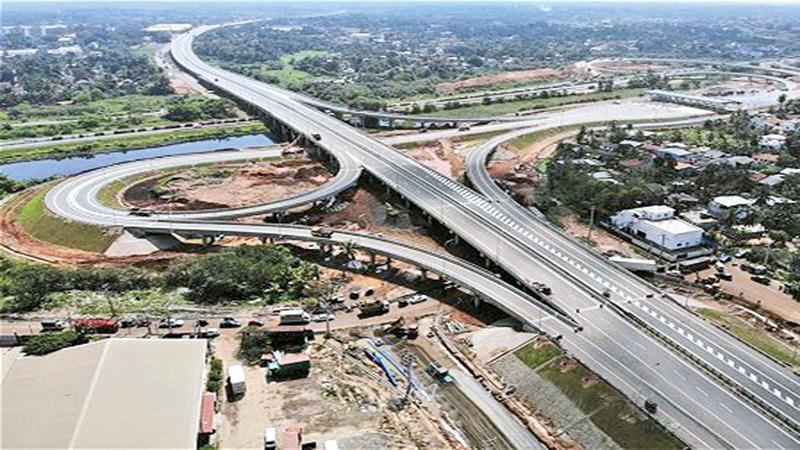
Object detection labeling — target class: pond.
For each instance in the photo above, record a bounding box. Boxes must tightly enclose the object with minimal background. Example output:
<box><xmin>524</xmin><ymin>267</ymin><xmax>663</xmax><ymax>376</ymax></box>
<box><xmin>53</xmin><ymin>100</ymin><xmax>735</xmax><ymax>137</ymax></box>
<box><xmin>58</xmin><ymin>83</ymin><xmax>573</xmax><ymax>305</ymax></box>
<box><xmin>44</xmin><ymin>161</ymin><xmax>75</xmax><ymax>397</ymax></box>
<box><xmin>0</xmin><ymin>134</ymin><xmax>274</xmax><ymax>182</ymax></box>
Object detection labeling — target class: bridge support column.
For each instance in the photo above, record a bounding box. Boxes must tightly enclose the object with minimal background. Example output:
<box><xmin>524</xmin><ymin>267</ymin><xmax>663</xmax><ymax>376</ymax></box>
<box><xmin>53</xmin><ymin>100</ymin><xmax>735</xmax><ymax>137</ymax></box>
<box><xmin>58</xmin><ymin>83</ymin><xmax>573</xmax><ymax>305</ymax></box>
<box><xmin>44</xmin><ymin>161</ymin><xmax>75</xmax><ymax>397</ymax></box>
<box><xmin>385</xmin><ymin>257</ymin><xmax>392</xmax><ymax>268</ymax></box>
<box><xmin>370</xmin><ymin>252</ymin><xmax>377</xmax><ymax>265</ymax></box>
<box><xmin>473</xmin><ymin>297</ymin><xmax>482</xmax><ymax>309</ymax></box>
<box><xmin>420</xmin><ymin>268</ymin><xmax>428</xmax><ymax>279</ymax></box>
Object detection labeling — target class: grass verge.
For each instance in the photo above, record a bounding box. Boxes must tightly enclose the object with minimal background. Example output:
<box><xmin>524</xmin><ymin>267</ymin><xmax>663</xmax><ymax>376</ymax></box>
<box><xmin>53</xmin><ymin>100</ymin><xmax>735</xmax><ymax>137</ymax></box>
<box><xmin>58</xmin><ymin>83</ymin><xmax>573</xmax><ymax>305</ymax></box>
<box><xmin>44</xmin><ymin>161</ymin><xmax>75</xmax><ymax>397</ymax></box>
<box><xmin>419</xmin><ymin>88</ymin><xmax>647</xmax><ymax>119</ymax></box>
<box><xmin>0</xmin><ymin>122</ymin><xmax>268</xmax><ymax>164</ymax></box>
<box><xmin>515</xmin><ymin>341</ymin><xmax>684</xmax><ymax>450</ymax></box>
<box><xmin>697</xmin><ymin>308</ymin><xmax>798</xmax><ymax>366</ymax></box>
<box><xmin>14</xmin><ymin>186</ymin><xmax>119</xmax><ymax>253</ymax></box>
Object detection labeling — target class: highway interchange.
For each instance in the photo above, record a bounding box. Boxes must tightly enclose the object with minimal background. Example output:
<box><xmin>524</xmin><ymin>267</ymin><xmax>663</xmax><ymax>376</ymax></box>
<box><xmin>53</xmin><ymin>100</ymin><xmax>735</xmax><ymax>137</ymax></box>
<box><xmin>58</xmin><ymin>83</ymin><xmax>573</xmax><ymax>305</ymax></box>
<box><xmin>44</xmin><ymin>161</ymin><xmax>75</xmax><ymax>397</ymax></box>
<box><xmin>43</xmin><ymin>22</ymin><xmax>800</xmax><ymax>449</ymax></box>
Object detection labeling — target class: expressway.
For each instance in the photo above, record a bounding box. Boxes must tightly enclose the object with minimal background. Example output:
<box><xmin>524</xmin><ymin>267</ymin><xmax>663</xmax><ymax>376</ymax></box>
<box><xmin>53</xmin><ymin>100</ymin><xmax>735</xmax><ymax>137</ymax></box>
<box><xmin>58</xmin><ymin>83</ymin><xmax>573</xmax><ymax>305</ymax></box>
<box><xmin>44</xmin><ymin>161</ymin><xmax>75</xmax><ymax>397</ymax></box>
<box><xmin>43</xmin><ymin>23</ymin><xmax>800</xmax><ymax>448</ymax></box>
<box><xmin>466</xmin><ymin>121</ymin><xmax>800</xmax><ymax>429</ymax></box>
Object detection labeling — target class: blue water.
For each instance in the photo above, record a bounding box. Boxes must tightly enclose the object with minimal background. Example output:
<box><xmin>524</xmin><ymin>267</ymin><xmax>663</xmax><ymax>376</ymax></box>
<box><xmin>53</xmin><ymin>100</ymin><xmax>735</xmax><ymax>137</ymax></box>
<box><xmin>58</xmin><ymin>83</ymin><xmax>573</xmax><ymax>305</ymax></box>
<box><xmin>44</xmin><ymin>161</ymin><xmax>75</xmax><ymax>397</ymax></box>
<box><xmin>0</xmin><ymin>134</ymin><xmax>274</xmax><ymax>182</ymax></box>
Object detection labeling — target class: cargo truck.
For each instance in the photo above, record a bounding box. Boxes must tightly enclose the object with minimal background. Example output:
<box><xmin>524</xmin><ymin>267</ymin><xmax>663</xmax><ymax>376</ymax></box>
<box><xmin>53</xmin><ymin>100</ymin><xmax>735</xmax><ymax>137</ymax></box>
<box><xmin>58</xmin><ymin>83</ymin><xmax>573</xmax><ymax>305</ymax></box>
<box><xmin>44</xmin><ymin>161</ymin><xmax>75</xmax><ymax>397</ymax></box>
<box><xmin>228</xmin><ymin>364</ymin><xmax>246</xmax><ymax>397</ymax></box>
<box><xmin>279</xmin><ymin>309</ymin><xmax>311</xmax><ymax>325</ymax></box>
<box><xmin>358</xmin><ymin>299</ymin><xmax>389</xmax><ymax>318</ymax></box>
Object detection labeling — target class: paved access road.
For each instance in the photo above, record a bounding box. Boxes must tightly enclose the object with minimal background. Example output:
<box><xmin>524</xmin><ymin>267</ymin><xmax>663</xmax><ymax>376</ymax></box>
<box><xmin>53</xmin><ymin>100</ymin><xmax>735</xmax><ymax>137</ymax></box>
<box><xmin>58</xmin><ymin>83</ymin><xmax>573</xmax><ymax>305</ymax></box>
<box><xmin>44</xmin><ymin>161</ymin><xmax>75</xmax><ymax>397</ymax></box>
<box><xmin>44</xmin><ymin>23</ymin><xmax>800</xmax><ymax>449</ymax></box>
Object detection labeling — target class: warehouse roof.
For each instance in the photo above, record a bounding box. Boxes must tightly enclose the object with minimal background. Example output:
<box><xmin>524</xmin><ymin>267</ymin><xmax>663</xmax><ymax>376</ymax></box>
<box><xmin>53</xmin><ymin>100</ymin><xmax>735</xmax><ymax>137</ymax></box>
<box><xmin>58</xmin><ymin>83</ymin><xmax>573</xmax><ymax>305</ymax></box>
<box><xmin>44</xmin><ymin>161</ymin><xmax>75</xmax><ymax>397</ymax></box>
<box><xmin>1</xmin><ymin>339</ymin><xmax>206</xmax><ymax>450</ymax></box>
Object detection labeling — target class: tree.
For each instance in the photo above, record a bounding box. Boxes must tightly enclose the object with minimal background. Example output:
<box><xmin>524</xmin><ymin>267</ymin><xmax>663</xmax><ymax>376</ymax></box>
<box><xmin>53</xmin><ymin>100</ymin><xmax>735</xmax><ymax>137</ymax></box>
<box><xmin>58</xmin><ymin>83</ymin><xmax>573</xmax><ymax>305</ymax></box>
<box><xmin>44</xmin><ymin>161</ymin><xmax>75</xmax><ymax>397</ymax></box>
<box><xmin>23</xmin><ymin>330</ymin><xmax>87</xmax><ymax>356</ymax></box>
<box><xmin>239</xmin><ymin>327</ymin><xmax>272</xmax><ymax>363</ymax></box>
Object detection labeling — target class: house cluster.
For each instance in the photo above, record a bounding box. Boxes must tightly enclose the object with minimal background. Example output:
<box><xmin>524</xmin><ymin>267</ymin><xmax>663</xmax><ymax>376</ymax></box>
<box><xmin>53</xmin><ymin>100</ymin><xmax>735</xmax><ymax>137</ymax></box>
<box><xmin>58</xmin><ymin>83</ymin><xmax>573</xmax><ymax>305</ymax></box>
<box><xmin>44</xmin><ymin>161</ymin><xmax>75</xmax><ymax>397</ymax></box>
<box><xmin>560</xmin><ymin>110</ymin><xmax>800</xmax><ymax>261</ymax></box>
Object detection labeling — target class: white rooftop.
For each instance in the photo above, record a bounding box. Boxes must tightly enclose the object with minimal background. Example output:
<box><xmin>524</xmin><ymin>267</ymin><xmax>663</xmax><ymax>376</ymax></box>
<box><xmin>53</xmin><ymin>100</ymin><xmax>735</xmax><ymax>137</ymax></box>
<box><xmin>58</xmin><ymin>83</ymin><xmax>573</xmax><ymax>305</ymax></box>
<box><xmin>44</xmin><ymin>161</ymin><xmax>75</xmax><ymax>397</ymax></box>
<box><xmin>646</xmin><ymin>218</ymin><xmax>703</xmax><ymax>235</ymax></box>
<box><xmin>712</xmin><ymin>195</ymin><xmax>755</xmax><ymax>208</ymax></box>
<box><xmin>1</xmin><ymin>339</ymin><xmax>206</xmax><ymax>450</ymax></box>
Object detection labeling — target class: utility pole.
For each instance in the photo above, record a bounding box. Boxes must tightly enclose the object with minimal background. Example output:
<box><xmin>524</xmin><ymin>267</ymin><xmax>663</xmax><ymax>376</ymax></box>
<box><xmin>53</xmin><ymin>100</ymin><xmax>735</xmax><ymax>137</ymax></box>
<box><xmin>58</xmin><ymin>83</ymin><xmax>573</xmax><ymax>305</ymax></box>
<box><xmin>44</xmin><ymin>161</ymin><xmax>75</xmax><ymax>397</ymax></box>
<box><xmin>401</xmin><ymin>352</ymin><xmax>415</xmax><ymax>407</ymax></box>
<box><xmin>587</xmin><ymin>205</ymin><xmax>596</xmax><ymax>245</ymax></box>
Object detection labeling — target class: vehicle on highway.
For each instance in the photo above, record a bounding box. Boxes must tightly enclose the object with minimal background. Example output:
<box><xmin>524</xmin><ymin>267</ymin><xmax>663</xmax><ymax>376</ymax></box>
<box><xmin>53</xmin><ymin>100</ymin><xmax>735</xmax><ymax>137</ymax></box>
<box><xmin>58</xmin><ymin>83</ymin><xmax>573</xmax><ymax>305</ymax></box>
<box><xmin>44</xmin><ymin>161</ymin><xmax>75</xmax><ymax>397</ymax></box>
<box><xmin>458</xmin><ymin>124</ymin><xmax>471</xmax><ymax>131</ymax></box>
<box><xmin>158</xmin><ymin>318</ymin><xmax>185</xmax><ymax>328</ymax></box>
<box><xmin>645</xmin><ymin>399</ymin><xmax>658</xmax><ymax>414</ymax></box>
<box><xmin>220</xmin><ymin>317</ymin><xmax>241</xmax><ymax>328</ymax></box>
<box><xmin>310</xmin><ymin>226</ymin><xmax>334</xmax><ymax>238</ymax></box>
<box><xmin>128</xmin><ymin>207</ymin><xmax>152</xmax><ymax>217</ymax></box>
<box><xmin>40</xmin><ymin>319</ymin><xmax>67</xmax><ymax>332</ymax></box>
<box><xmin>312</xmin><ymin>133</ymin><xmax>322</xmax><ymax>141</ymax></box>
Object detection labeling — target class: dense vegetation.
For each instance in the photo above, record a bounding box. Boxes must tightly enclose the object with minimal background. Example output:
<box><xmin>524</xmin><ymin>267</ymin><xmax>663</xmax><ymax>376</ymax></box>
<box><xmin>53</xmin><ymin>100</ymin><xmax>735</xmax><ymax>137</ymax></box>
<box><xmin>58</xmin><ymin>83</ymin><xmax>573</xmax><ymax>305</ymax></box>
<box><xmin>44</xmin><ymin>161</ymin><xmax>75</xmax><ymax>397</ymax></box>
<box><xmin>195</xmin><ymin>5</ymin><xmax>798</xmax><ymax>107</ymax></box>
<box><xmin>165</xmin><ymin>245</ymin><xmax>320</xmax><ymax>304</ymax></box>
<box><xmin>22</xmin><ymin>330</ymin><xmax>88</xmax><ymax>356</ymax></box>
<box><xmin>239</xmin><ymin>327</ymin><xmax>273</xmax><ymax>363</ymax></box>
<box><xmin>0</xmin><ymin>245</ymin><xmax>320</xmax><ymax>312</ymax></box>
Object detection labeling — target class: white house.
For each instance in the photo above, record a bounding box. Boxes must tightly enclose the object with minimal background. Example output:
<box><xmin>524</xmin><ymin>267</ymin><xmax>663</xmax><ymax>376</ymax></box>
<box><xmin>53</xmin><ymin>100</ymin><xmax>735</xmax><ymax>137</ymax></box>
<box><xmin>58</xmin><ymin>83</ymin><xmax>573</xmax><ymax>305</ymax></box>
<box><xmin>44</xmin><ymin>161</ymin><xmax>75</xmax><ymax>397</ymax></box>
<box><xmin>707</xmin><ymin>195</ymin><xmax>755</xmax><ymax>219</ymax></box>
<box><xmin>610</xmin><ymin>205</ymin><xmax>704</xmax><ymax>251</ymax></box>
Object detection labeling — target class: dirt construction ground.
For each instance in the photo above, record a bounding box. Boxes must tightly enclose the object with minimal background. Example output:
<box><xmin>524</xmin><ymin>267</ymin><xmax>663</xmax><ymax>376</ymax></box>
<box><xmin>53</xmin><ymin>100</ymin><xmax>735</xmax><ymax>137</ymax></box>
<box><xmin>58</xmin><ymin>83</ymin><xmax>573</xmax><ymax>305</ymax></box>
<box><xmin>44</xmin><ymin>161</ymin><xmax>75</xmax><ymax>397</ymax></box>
<box><xmin>211</xmin><ymin>333</ymin><xmax>453</xmax><ymax>450</ymax></box>
<box><xmin>698</xmin><ymin>260</ymin><xmax>800</xmax><ymax>324</ymax></box>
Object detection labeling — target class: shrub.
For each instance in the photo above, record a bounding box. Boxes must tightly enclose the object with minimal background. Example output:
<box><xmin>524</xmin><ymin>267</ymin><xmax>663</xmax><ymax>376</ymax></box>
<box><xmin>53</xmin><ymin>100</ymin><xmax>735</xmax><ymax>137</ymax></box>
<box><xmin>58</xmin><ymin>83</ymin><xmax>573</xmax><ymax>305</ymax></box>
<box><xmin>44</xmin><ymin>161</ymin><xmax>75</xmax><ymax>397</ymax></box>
<box><xmin>23</xmin><ymin>330</ymin><xmax>87</xmax><ymax>356</ymax></box>
<box><xmin>207</xmin><ymin>357</ymin><xmax>223</xmax><ymax>393</ymax></box>
<box><xmin>238</xmin><ymin>326</ymin><xmax>272</xmax><ymax>364</ymax></box>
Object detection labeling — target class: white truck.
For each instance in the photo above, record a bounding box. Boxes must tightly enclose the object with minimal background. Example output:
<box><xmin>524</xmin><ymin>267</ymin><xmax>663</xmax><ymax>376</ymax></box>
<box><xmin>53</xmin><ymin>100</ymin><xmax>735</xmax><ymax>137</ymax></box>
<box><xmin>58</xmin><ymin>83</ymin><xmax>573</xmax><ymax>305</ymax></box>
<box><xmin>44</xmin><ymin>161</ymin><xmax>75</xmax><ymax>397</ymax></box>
<box><xmin>279</xmin><ymin>309</ymin><xmax>311</xmax><ymax>325</ymax></box>
<box><xmin>228</xmin><ymin>364</ymin><xmax>246</xmax><ymax>396</ymax></box>
<box><xmin>609</xmin><ymin>256</ymin><xmax>657</xmax><ymax>273</ymax></box>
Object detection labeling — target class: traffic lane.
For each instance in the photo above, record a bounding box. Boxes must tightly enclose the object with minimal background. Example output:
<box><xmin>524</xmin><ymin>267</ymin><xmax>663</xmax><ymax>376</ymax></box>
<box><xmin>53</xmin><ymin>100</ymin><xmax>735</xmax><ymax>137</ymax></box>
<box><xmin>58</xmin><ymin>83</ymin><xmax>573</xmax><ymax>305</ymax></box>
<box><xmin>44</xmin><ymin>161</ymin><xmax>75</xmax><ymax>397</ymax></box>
<box><xmin>487</xmin><ymin>196</ymin><xmax>800</xmax><ymax>418</ymax></box>
<box><xmin>448</xmin><ymin>368</ymin><xmax>546</xmax><ymax>450</ymax></box>
<box><xmin>465</xmin><ymin>126</ymin><xmax>800</xmax><ymax>416</ymax></box>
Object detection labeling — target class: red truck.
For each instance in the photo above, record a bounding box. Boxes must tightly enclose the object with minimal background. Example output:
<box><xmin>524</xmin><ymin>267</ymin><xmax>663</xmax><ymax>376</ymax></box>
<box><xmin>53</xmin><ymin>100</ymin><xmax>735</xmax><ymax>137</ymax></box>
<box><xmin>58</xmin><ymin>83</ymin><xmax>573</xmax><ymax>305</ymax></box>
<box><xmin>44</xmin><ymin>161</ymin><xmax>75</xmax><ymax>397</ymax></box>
<box><xmin>73</xmin><ymin>318</ymin><xmax>119</xmax><ymax>334</ymax></box>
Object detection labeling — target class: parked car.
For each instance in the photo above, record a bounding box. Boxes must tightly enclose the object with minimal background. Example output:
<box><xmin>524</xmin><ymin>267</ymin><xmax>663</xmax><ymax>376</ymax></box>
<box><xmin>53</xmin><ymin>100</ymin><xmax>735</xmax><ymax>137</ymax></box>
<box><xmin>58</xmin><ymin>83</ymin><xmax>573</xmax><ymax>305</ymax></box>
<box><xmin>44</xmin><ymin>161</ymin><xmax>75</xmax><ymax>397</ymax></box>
<box><xmin>158</xmin><ymin>318</ymin><xmax>185</xmax><ymax>328</ymax></box>
<box><xmin>408</xmin><ymin>294</ymin><xmax>427</xmax><ymax>305</ymax></box>
<box><xmin>199</xmin><ymin>328</ymin><xmax>220</xmax><ymax>338</ymax></box>
<box><xmin>196</xmin><ymin>319</ymin><xmax>209</xmax><ymax>327</ymax></box>
<box><xmin>40</xmin><ymin>319</ymin><xmax>67</xmax><ymax>332</ymax></box>
<box><xmin>220</xmin><ymin>317</ymin><xmax>242</xmax><ymax>328</ymax></box>
<box><xmin>312</xmin><ymin>313</ymin><xmax>335</xmax><ymax>322</ymax></box>
<box><xmin>247</xmin><ymin>319</ymin><xmax>265</xmax><ymax>327</ymax></box>
<box><xmin>120</xmin><ymin>317</ymin><xmax>150</xmax><ymax>328</ymax></box>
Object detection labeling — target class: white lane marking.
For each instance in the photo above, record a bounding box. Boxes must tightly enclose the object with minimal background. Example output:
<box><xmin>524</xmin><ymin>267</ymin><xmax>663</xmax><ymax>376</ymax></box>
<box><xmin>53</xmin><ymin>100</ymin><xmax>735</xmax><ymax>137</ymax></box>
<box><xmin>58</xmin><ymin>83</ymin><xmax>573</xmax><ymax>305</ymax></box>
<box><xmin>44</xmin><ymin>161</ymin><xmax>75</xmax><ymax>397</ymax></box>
<box><xmin>695</xmin><ymin>386</ymin><xmax>709</xmax><ymax>397</ymax></box>
<box><xmin>720</xmin><ymin>403</ymin><xmax>733</xmax><ymax>413</ymax></box>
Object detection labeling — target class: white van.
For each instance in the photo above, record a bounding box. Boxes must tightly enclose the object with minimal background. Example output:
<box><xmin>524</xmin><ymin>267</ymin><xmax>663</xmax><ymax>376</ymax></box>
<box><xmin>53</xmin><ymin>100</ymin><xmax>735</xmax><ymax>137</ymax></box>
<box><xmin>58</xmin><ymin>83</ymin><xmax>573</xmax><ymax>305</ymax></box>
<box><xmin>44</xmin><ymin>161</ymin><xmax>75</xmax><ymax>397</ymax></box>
<box><xmin>279</xmin><ymin>309</ymin><xmax>311</xmax><ymax>325</ymax></box>
<box><xmin>263</xmin><ymin>427</ymin><xmax>277</xmax><ymax>450</ymax></box>
<box><xmin>228</xmin><ymin>364</ymin><xmax>246</xmax><ymax>396</ymax></box>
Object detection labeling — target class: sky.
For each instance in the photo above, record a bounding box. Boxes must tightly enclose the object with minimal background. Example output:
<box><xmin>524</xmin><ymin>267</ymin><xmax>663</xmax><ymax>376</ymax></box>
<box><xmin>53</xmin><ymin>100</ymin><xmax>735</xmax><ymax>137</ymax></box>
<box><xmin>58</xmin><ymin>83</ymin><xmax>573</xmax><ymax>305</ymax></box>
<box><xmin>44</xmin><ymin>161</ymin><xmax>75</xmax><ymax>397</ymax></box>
<box><xmin>4</xmin><ymin>0</ymin><xmax>800</xmax><ymax>3</ymax></box>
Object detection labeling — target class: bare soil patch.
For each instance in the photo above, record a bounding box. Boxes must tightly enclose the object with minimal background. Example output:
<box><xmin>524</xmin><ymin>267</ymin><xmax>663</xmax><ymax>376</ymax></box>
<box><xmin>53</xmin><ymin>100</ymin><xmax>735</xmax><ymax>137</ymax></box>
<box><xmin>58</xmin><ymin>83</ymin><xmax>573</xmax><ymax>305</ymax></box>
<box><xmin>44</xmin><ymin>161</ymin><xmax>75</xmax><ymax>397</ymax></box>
<box><xmin>124</xmin><ymin>158</ymin><xmax>331</xmax><ymax>211</ymax></box>
<box><xmin>437</xmin><ymin>68</ymin><xmax>564</xmax><ymax>94</ymax></box>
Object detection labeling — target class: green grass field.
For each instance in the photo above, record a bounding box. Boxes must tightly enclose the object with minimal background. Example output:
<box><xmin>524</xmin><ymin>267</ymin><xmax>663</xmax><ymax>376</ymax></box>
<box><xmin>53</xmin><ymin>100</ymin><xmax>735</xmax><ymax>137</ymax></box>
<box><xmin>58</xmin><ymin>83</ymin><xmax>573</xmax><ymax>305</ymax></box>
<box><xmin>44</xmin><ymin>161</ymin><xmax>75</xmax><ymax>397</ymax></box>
<box><xmin>698</xmin><ymin>308</ymin><xmax>798</xmax><ymax>366</ymax></box>
<box><xmin>515</xmin><ymin>341</ymin><xmax>684</xmax><ymax>450</ymax></box>
<box><xmin>0</xmin><ymin>122</ymin><xmax>268</xmax><ymax>164</ymax></box>
<box><xmin>422</xmin><ymin>88</ymin><xmax>647</xmax><ymax>119</ymax></box>
<box><xmin>14</xmin><ymin>187</ymin><xmax>119</xmax><ymax>253</ymax></box>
